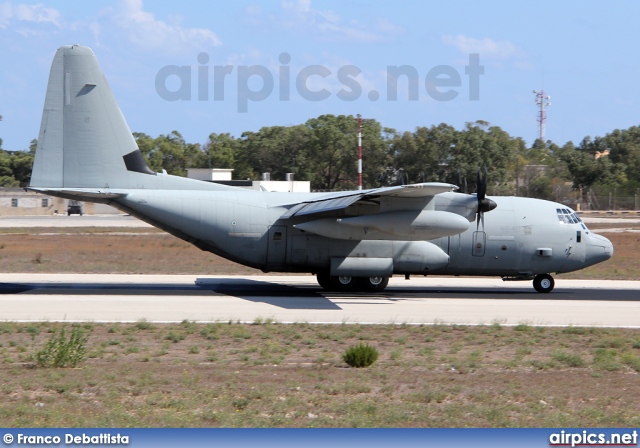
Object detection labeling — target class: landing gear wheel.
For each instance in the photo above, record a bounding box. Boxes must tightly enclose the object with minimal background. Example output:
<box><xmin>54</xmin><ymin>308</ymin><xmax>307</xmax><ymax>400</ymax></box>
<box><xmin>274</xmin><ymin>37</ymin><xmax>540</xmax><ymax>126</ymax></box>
<box><xmin>358</xmin><ymin>276</ymin><xmax>389</xmax><ymax>292</ymax></box>
<box><xmin>317</xmin><ymin>273</ymin><xmax>357</xmax><ymax>292</ymax></box>
<box><xmin>316</xmin><ymin>272</ymin><xmax>332</xmax><ymax>290</ymax></box>
<box><xmin>332</xmin><ymin>276</ymin><xmax>356</xmax><ymax>291</ymax></box>
<box><xmin>533</xmin><ymin>274</ymin><xmax>554</xmax><ymax>293</ymax></box>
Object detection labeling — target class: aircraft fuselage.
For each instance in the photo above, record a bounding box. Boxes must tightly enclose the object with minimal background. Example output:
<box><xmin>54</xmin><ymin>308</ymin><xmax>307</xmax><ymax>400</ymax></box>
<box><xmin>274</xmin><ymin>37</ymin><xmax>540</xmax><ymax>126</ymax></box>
<box><xmin>109</xmin><ymin>188</ymin><xmax>612</xmax><ymax>281</ymax></box>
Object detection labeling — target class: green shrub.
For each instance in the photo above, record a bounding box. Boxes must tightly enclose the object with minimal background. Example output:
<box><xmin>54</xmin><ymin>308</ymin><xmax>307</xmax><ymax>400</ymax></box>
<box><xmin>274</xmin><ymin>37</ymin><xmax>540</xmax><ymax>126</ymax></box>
<box><xmin>342</xmin><ymin>343</ymin><xmax>379</xmax><ymax>368</ymax></box>
<box><xmin>35</xmin><ymin>326</ymin><xmax>88</xmax><ymax>368</ymax></box>
<box><xmin>621</xmin><ymin>352</ymin><xmax>640</xmax><ymax>372</ymax></box>
<box><xmin>552</xmin><ymin>350</ymin><xmax>585</xmax><ymax>367</ymax></box>
<box><xmin>134</xmin><ymin>319</ymin><xmax>153</xmax><ymax>331</ymax></box>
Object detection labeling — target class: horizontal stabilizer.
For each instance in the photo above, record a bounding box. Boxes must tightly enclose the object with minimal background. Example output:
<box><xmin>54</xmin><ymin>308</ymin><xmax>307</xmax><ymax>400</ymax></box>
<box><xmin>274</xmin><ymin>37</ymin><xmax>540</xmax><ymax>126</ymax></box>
<box><xmin>28</xmin><ymin>187</ymin><xmax>127</xmax><ymax>202</ymax></box>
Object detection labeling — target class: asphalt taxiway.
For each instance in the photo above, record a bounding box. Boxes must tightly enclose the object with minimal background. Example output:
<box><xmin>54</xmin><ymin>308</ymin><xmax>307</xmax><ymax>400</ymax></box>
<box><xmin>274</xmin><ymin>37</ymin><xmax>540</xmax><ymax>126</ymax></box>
<box><xmin>0</xmin><ymin>274</ymin><xmax>638</xmax><ymax>327</ymax></box>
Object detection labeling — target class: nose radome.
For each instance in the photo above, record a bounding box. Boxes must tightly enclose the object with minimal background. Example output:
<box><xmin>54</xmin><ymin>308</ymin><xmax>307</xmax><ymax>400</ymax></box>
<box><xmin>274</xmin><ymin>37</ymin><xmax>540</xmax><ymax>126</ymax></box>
<box><xmin>586</xmin><ymin>233</ymin><xmax>614</xmax><ymax>264</ymax></box>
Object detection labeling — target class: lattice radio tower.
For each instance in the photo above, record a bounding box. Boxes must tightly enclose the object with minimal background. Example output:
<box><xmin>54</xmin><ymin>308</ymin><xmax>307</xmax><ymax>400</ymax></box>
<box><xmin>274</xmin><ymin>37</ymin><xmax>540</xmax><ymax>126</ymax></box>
<box><xmin>533</xmin><ymin>90</ymin><xmax>551</xmax><ymax>141</ymax></box>
<box><xmin>356</xmin><ymin>114</ymin><xmax>363</xmax><ymax>190</ymax></box>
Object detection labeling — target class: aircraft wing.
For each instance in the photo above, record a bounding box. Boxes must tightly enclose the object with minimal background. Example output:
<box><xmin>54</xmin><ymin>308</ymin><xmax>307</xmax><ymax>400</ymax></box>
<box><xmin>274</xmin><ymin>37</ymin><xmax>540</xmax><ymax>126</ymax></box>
<box><xmin>281</xmin><ymin>182</ymin><xmax>457</xmax><ymax>218</ymax></box>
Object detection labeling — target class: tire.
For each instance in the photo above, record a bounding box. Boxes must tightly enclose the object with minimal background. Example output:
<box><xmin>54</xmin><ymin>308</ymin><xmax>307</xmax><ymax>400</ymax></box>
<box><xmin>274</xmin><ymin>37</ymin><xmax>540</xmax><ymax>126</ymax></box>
<box><xmin>533</xmin><ymin>274</ymin><xmax>554</xmax><ymax>293</ymax></box>
<box><xmin>331</xmin><ymin>276</ymin><xmax>356</xmax><ymax>291</ymax></box>
<box><xmin>317</xmin><ymin>273</ymin><xmax>357</xmax><ymax>292</ymax></box>
<box><xmin>358</xmin><ymin>276</ymin><xmax>389</xmax><ymax>292</ymax></box>
<box><xmin>316</xmin><ymin>272</ymin><xmax>332</xmax><ymax>290</ymax></box>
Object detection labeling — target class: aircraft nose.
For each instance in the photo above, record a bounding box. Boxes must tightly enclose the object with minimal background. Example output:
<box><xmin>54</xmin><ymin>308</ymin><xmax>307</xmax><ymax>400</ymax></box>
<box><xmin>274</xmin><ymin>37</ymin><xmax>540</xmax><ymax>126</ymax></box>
<box><xmin>586</xmin><ymin>233</ymin><xmax>614</xmax><ymax>265</ymax></box>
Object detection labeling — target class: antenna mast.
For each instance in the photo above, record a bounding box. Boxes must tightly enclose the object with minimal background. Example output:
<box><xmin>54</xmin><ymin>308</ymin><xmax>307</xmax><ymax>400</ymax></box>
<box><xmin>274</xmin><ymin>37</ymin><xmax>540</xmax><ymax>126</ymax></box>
<box><xmin>357</xmin><ymin>114</ymin><xmax>362</xmax><ymax>190</ymax></box>
<box><xmin>533</xmin><ymin>90</ymin><xmax>551</xmax><ymax>141</ymax></box>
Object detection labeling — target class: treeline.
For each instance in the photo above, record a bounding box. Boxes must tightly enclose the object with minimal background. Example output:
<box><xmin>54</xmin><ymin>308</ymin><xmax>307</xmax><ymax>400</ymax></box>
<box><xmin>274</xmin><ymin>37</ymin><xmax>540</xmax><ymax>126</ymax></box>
<box><xmin>2</xmin><ymin>116</ymin><xmax>639</xmax><ymax>205</ymax></box>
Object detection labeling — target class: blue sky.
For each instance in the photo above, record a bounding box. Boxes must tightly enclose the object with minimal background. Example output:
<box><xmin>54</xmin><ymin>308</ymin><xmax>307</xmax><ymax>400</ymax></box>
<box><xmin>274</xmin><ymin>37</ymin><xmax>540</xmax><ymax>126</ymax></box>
<box><xmin>1</xmin><ymin>0</ymin><xmax>639</xmax><ymax>151</ymax></box>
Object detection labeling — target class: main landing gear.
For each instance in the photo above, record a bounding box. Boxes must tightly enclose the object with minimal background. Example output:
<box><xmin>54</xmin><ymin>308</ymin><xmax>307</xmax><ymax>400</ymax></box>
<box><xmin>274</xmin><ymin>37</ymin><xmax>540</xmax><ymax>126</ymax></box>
<box><xmin>533</xmin><ymin>273</ymin><xmax>555</xmax><ymax>293</ymax></box>
<box><xmin>316</xmin><ymin>273</ymin><xmax>389</xmax><ymax>292</ymax></box>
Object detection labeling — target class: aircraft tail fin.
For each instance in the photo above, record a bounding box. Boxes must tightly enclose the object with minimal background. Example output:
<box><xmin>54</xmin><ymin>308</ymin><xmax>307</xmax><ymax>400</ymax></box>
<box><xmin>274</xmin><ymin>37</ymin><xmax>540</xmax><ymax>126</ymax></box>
<box><xmin>30</xmin><ymin>45</ymin><xmax>153</xmax><ymax>189</ymax></box>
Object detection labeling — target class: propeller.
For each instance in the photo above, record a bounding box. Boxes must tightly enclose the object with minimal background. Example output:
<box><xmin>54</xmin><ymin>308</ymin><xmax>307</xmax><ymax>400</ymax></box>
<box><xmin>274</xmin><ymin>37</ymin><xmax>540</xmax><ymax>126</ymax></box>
<box><xmin>396</xmin><ymin>170</ymin><xmax>409</xmax><ymax>186</ymax></box>
<box><xmin>456</xmin><ymin>168</ymin><xmax>468</xmax><ymax>194</ymax></box>
<box><xmin>475</xmin><ymin>167</ymin><xmax>497</xmax><ymax>231</ymax></box>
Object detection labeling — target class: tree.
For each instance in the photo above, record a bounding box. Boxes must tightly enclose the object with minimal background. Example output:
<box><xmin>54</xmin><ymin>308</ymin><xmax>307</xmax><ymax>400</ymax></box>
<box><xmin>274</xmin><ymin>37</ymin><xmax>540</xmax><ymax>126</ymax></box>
<box><xmin>444</xmin><ymin>121</ymin><xmax>518</xmax><ymax>193</ymax></box>
<box><xmin>601</xmin><ymin>126</ymin><xmax>640</xmax><ymax>193</ymax></box>
<box><xmin>134</xmin><ymin>131</ymin><xmax>203</xmax><ymax>176</ymax></box>
<box><xmin>10</xmin><ymin>151</ymin><xmax>34</xmax><ymax>185</ymax></box>
<box><xmin>304</xmin><ymin>114</ymin><xmax>360</xmax><ymax>190</ymax></box>
<box><xmin>202</xmin><ymin>133</ymin><xmax>237</xmax><ymax>169</ymax></box>
<box><xmin>560</xmin><ymin>141</ymin><xmax>626</xmax><ymax>204</ymax></box>
<box><xmin>238</xmin><ymin>124</ymin><xmax>311</xmax><ymax>182</ymax></box>
<box><xmin>392</xmin><ymin>123</ymin><xmax>458</xmax><ymax>184</ymax></box>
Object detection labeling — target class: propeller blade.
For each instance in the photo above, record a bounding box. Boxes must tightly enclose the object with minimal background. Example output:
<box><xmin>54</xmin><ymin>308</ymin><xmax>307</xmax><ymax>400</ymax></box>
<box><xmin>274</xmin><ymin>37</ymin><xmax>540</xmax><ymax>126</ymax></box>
<box><xmin>456</xmin><ymin>168</ymin><xmax>468</xmax><ymax>194</ymax></box>
<box><xmin>475</xmin><ymin>166</ymin><xmax>495</xmax><ymax>233</ymax></box>
<box><xmin>476</xmin><ymin>167</ymin><xmax>487</xmax><ymax>200</ymax></box>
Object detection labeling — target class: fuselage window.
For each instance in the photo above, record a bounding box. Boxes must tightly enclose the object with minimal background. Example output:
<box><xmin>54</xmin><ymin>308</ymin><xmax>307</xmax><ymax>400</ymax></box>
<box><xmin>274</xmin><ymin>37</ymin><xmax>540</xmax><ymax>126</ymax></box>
<box><xmin>273</xmin><ymin>231</ymin><xmax>283</xmax><ymax>241</ymax></box>
<box><xmin>576</xmin><ymin>231</ymin><xmax>582</xmax><ymax>243</ymax></box>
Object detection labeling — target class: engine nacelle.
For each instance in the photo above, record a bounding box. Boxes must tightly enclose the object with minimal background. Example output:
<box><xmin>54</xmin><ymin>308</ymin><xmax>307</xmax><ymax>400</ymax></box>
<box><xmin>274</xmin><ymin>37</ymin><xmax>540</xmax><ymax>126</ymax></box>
<box><xmin>294</xmin><ymin>210</ymin><xmax>469</xmax><ymax>241</ymax></box>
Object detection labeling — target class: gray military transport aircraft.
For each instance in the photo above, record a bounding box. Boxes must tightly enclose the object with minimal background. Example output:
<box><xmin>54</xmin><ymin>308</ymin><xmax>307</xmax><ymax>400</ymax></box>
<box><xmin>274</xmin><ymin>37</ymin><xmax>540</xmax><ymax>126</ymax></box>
<box><xmin>29</xmin><ymin>45</ymin><xmax>614</xmax><ymax>293</ymax></box>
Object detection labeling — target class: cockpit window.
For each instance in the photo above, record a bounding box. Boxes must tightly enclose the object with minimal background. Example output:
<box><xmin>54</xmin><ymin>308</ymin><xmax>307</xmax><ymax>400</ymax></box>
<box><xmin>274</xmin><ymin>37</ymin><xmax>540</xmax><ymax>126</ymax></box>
<box><xmin>557</xmin><ymin>208</ymin><xmax>585</xmax><ymax>226</ymax></box>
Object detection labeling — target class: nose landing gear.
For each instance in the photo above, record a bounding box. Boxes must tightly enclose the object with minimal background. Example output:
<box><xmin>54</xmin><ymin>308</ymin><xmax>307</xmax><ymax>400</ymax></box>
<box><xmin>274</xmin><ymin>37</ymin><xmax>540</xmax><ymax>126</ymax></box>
<box><xmin>533</xmin><ymin>273</ymin><xmax>555</xmax><ymax>293</ymax></box>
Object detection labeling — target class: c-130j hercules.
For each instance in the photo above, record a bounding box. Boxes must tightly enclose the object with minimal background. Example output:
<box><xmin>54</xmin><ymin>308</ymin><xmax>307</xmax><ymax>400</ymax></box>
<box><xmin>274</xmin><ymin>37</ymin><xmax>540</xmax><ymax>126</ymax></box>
<box><xmin>29</xmin><ymin>46</ymin><xmax>613</xmax><ymax>293</ymax></box>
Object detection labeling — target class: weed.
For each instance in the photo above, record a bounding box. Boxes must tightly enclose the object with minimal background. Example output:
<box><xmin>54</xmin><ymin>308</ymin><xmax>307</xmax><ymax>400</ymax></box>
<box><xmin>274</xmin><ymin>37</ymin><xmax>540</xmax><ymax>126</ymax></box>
<box><xmin>342</xmin><ymin>343</ymin><xmax>379</xmax><ymax>368</ymax></box>
<box><xmin>134</xmin><ymin>319</ymin><xmax>154</xmax><ymax>331</ymax></box>
<box><xmin>552</xmin><ymin>350</ymin><xmax>586</xmax><ymax>367</ymax></box>
<box><xmin>165</xmin><ymin>331</ymin><xmax>185</xmax><ymax>343</ymax></box>
<box><xmin>596</xmin><ymin>338</ymin><xmax>626</xmax><ymax>349</ymax></box>
<box><xmin>593</xmin><ymin>349</ymin><xmax>623</xmax><ymax>371</ymax></box>
<box><xmin>620</xmin><ymin>352</ymin><xmax>640</xmax><ymax>372</ymax></box>
<box><xmin>34</xmin><ymin>326</ymin><xmax>88</xmax><ymax>368</ymax></box>
<box><xmin>200</xmin><ymin>323</ymin><xmax>221</xmax><ymax>340</ymax></box>
<box><xmin>394</xmin><ymin>336</ymin><xmax>408</xmax><ymax>345</ymax></box>
<box><xmin>232</xmin><ymin>327</ymin><xmax>251</xmax><ymax>340</ymax></box>
<box><xmin>180</xmin><ymin>320</ymin><xmax>197</xmax><ymax>334</ymax></box>
<box><xmin>390</xmin><ymin>349</ymin><xmax>403</xmax><ymax>361</ymax></box>
<box><xmin>514</xmin><ymin>323</ymin><xmax>532</xmax><ymax>332</ymax></box>
<box><xmin>19</xmin><ymin>325</ymin><xmax>40</xmax><ymax>336</ymax></box>
<box><xmin>563</xmin><ymin>326</ymin><xmax>592</xmax><ymax>335</ymax></box>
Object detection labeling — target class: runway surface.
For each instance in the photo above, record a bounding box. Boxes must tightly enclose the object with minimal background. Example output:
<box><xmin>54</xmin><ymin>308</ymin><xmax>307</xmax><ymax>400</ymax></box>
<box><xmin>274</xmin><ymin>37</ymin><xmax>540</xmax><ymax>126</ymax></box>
<box><xmin>0</xmin><ymin>274</ymin><xmax>638</xmax><ymax>327</ymax></box>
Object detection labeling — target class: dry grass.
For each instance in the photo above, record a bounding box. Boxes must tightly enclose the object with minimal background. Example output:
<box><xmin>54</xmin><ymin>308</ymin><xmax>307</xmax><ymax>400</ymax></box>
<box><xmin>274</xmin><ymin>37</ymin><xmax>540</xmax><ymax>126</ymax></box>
<box><xmin>1</xmin><ymin>322</ymin><xmax>639</xmax><ymax>427</ymax></box>
<box><xmin>0</xmin><ymin>230</ymin><xmax>259</xmax><ymax>275</ymax></box>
